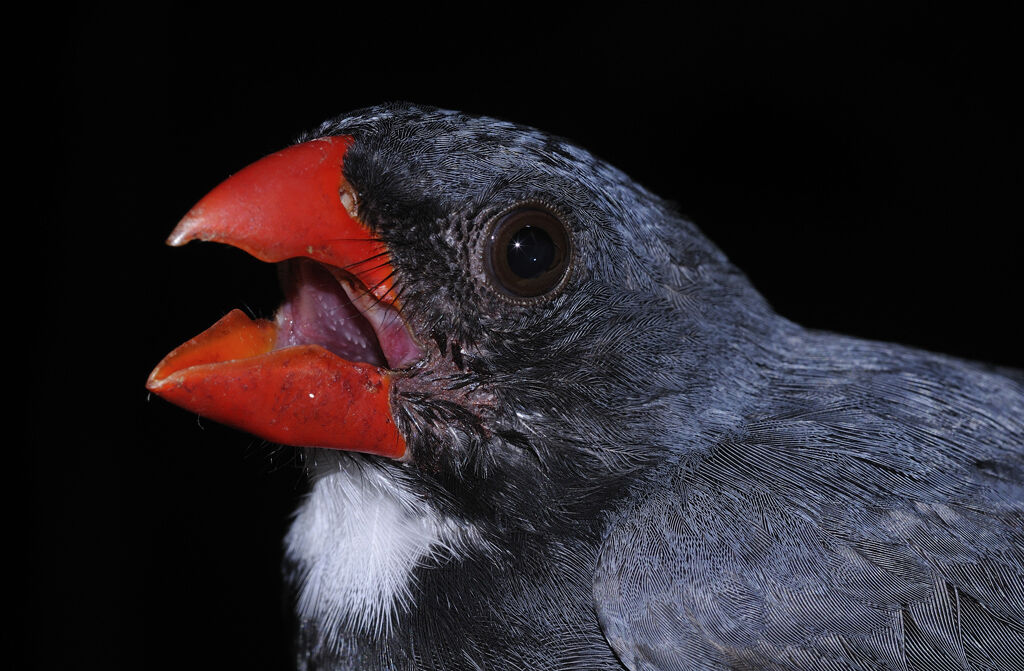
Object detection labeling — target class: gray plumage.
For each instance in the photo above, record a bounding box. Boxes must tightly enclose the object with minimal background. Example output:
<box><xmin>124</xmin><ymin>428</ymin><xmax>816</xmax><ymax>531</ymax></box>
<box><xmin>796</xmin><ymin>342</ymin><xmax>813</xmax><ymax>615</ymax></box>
<box><xmin>237</xmin><ymin>104</ymin><xmax>1023</xmax><ymax>669</ymax></box>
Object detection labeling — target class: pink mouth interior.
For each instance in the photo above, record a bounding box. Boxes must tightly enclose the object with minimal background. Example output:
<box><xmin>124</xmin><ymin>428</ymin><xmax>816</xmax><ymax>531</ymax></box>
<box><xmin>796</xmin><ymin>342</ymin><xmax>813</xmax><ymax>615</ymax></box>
<box><xmin>275</xmin><ymin>259</ymin><xmax>402</xmax><ymax>368</ymax></box>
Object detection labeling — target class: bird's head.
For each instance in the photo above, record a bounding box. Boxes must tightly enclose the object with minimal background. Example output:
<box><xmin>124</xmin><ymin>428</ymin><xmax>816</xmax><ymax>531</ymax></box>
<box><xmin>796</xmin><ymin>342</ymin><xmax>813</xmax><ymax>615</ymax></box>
<box><xmin>148</xmin><ymin>104</ymin><xmax>771</xmax><ymax>530</ymax></box>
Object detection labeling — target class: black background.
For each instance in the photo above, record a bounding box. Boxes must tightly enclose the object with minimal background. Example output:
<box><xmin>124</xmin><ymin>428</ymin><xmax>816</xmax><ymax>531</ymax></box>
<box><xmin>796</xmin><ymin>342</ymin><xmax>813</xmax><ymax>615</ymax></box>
<box><xmin>34</xmin><ymin>4</ymin><xmax>1019</xmax><ymax>669</ymax></box>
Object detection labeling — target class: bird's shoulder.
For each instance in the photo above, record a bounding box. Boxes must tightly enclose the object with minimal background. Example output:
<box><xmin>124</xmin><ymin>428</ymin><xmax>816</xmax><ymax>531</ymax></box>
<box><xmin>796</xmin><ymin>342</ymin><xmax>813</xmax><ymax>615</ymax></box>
<box><xmin>594</xmin><ymin>361</ymin><xmax>1024</xmax><ymax>671</ymax></box>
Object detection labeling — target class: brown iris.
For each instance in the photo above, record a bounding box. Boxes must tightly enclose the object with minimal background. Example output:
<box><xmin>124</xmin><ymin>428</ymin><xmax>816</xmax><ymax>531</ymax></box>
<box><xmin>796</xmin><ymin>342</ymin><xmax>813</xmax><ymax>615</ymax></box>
<box><xmin>486</xmin><ymin>207</ymin><xmax>570</xmax><ymax>298</ymax></box>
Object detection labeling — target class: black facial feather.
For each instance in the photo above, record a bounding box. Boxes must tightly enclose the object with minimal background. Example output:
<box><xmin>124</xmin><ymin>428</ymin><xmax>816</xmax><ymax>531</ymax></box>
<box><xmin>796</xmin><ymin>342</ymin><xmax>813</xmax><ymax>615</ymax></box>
<box><xmin>311</xmin><ymin>105</ymin><xmax>762</xmax><ymax>511</ymax></box>
<box><xmin>277</xmin><ymin>103</ymin><xmax>1023</xmax><ymax>670</ymax></box>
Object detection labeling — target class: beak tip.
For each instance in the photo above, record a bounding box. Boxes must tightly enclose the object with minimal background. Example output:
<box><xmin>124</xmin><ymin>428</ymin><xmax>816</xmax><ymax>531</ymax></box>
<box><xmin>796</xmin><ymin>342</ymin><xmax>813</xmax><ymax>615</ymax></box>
<box><xmin>167</xmin><ymin>205</ymin><xmax>212</xmax><ymax>247</ymax></box>
<box><xmin>145</xmin><ymin>369</ymin><xmax>167</xmax><ymax>392</ymax></box>
<box><xmin>166</xmin><ymin>218</ymin><xmax>194</xmax><ymax>247</ymax></box>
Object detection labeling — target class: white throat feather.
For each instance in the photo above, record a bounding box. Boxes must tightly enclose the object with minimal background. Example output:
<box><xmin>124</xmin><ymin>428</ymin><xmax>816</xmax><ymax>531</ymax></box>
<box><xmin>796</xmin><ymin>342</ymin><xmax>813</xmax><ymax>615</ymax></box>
<box><xmin>285</xmin><ymin>458</ymin><xmax>482</xmax><ymax>639</ymax></box>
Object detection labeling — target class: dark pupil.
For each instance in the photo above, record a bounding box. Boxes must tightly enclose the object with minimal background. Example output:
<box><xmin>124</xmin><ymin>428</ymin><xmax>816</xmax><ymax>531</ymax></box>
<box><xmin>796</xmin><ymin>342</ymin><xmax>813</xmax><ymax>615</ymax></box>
<box><xmin>506</xmin><ymin>226</ymin><xmax>555</xmax><ymax>279</ymax></box>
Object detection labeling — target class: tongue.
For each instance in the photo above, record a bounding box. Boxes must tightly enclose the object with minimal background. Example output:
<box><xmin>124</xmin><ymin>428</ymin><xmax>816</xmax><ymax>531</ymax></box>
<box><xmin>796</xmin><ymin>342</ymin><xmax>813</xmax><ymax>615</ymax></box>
<box><xmin>276</xmin><ymin>259</ymin><xmax>387</xmax><ymax>367</ymax></box>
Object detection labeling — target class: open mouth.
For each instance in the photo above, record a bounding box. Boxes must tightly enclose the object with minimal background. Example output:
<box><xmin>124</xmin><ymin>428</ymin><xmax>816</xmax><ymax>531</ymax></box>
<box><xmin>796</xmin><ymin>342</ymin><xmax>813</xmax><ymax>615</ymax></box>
<box><xmin>148</xmin><ymin>257</ymin><xmax>423</xmax><ymax>386</ymax></box>
<box><xmin>146</xmin><ymin>134</ymin><xmax>418</xmax><ymax>458</ymax></box>
<box><xmin>145</xmin><ymin>256</ymin><xmax>421</xmax><ymax>458</ymax></box>
<box><xmin>276</xmin><ymin>258</ymin><xmax>422</xmax><ymax>371</ymax></box>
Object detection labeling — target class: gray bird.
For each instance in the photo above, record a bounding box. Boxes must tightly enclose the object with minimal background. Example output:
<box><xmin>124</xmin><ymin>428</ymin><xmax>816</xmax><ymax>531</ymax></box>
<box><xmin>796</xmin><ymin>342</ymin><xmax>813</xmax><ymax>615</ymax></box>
<box><xmin>147</xmin><ymin>103</ymin><xmax>1024</xmax><ymax>670</ymax></box>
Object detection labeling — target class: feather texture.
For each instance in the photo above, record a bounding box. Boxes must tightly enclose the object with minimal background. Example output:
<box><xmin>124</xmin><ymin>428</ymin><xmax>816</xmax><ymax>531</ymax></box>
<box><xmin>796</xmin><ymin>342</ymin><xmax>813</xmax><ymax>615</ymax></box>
<box><xmin>595</xmin><ymin>332</ymin><xmax>1023</xmax><ymax>670</ymax></box>
<box><xmin>164</xmin><ymin>104</ymin><xmax>1023</xmax><ymax>669</ymax></box>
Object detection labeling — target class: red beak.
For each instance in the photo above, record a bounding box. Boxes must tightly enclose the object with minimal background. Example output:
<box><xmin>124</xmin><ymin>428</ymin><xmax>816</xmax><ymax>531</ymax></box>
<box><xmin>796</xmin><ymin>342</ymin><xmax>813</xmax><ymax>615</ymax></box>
<box><xmin>146</xmin><ymin>137</ymin><xmax>411</xmax><ymax>459</ymax></box>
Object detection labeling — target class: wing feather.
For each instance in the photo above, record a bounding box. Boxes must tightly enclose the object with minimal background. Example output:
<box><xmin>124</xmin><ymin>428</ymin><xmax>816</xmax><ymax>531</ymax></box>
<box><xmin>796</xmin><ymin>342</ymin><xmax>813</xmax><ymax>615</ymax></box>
<box><xmin>595</xmin><ymin>375</ymin><xmax>1024</xmax><ymax>671</ymax></box>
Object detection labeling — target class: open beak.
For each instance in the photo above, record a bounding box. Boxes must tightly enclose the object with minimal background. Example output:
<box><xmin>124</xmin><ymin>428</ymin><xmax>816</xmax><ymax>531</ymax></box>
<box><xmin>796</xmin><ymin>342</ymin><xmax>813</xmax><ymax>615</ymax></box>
<box><xmin>146</xmin><ymin>137</ymin><xmax>421</xmax><ymax>459</ymax></box>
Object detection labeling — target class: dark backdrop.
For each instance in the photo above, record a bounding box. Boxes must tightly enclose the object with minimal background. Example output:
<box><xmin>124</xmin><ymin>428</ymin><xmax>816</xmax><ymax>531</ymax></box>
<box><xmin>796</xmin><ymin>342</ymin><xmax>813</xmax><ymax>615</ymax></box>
<box><xmin>34</xmin><ymin>5</ymin><xmax>1020</xmax><ymax>669</ymax></box>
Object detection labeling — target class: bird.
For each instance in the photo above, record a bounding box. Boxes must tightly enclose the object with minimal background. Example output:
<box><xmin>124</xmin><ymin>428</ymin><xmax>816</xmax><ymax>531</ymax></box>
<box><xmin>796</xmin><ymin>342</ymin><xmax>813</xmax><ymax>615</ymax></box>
<box><xmin>147</xmin><ymin>103</ymin><xmax>1024</xmax><ymax>670</ymax></box>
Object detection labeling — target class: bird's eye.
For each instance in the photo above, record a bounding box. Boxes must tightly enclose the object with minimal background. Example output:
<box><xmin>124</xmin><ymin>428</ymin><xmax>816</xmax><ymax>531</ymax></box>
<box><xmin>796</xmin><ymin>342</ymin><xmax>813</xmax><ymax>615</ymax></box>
<box><xmin>486</xmin><ymin>207</ymin><xmax>570</xmax><ymax>298</ymax></box>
